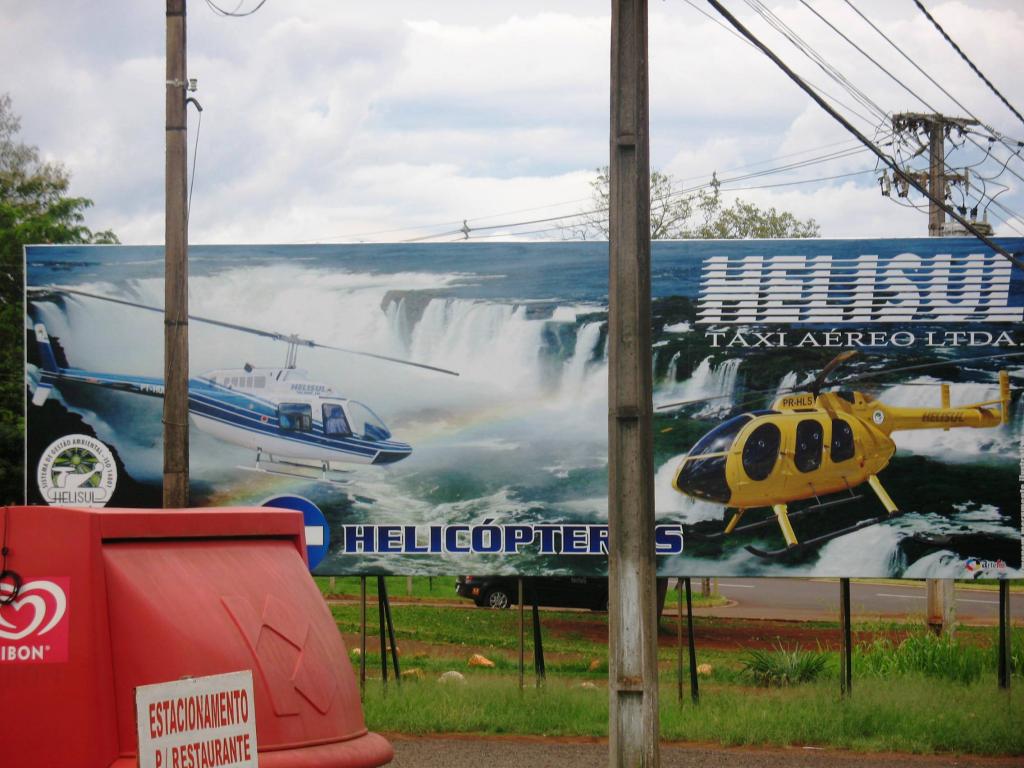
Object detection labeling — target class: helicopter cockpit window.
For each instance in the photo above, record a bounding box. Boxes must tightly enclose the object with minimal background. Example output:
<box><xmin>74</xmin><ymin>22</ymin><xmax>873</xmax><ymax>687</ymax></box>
<box><xmin>278</xmin><ymin>402</ymin><xmax>313</xmax><ymax>432</ymax></box>
<box><xmin>741</xmin><ymin>422</ymin><xmax>781</xmax><ymax>481</ymax></box>
<box><xmin>348</xmin><ymin>401</ymin><xmax>392</xmax><ymax>442</ymax></box>
<box><xmin>687</xmin><ymin>414</ymin><xmax>752</xmax><ymax>457</ymax></box>
<box><xmin>673</xmin><ymin>414</ymin><xmax>751</xmax><ymax>504</ymax></box>
<box><xmin>322</xmin><ymin>403</ymin><xmax>352</xmax><ymax>437</ymax></box>
<box><xmin>794</xmin><ymin>419</ymin><xmax>824</xmax><ymax>473</ymax></box>
<box><xmin>830</xmin><ymin>418</ymin><xmax>855</xmax><ymax>463</ymax></box>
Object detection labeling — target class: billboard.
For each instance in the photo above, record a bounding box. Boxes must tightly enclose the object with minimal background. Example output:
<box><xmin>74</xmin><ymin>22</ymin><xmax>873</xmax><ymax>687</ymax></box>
<box><xmin>24</xmin><ymin>239</ymin><xmax>1024</xmax><ymax>578</ymax></box>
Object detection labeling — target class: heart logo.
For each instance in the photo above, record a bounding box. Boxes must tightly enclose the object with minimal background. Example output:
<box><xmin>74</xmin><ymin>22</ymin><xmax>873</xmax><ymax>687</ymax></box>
<box><xmin>0</xmin><ymin>580</ymin><xmax>67</xmax><ymax>641</ymax></box>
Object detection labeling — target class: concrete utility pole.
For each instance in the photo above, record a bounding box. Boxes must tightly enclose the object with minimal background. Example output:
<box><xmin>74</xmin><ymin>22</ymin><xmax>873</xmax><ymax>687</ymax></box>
<box><xmin>608</xmin><ymin>1</ymin><xmax>659</xmax><ymax>766</ymax></box>
<box><xmin>892</xmin><ymin>112</ymin><xmax>981</xmax><ymax>636</ymax></box>
<box><xmin>164</xmin><ymin>0</ymin><xmax>190</xmax><ymax>508</ymax></box>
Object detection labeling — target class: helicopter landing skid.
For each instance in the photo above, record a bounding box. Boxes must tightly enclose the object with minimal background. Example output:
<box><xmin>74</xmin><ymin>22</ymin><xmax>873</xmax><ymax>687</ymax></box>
<box><xmin>237</xmin><ymin>456</ymin><xmax>353</xmax><ymax>486</ymax></box>
<box><xmin>744</xmin><ymin>513</ymin><xmax>896</xmax><ymax>561</ymax></box>
<box><xmin>689</xmin><ymin>497</ymin><xmax>862</xmax><ymax>542</ymax></box>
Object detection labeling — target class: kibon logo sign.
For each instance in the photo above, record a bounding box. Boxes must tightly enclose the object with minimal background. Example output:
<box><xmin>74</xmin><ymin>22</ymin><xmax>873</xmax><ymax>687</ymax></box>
<box><xmin>698</xmin><ymin>251</ymin><xmax>1023</xmax><ymax>323</ymax></box>
<box><xmin>0</xmin><ymin>578</ymin><xmax>71</xmax><ymax>664</ymax></box>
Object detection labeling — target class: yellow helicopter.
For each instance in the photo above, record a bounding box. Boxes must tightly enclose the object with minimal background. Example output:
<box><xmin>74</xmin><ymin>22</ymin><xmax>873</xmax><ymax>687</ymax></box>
<box><xmin>664</xmin><ymin>351</ymin><xmax>1015</xmax><ymax>559</ymax></box>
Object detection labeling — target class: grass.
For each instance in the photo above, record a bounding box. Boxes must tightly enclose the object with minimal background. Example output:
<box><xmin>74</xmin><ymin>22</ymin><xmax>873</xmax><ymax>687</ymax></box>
<box><xmin>332</xmin><ymin>602</ymin><xmax>609</xmax><ymax>655</ymax></box>
<box><xmin>844</xmin><ymin>578</ymin><xmax>1024</xmax><ymax>594</ymax></box>
<box><xmin>362</xmin><ymin>676</ymin><xmax>1024</xmax><ymax>755</ymax></box>
<box><xmin>317</xmin><ymin>576</ymin><xmax>728</xmax><ymax>608</ymax></box>
<box><xmin>856</xmin><ymin>630</ymin><xmax>1024</xmax><ymax>684</ymax></box>
<box><xmin>316</xmin><ymin>576</ymin><xmax>460</xmax><ymax>602</ymax></box>
<box><xmin>335</xmin><ymin>596</ymin><xmax>1024</xmax><ymax>754</ymax></box>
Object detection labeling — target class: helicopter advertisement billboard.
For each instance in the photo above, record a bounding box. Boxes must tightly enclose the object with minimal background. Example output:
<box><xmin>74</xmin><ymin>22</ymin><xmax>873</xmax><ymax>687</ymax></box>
<box><xmin>23</xmin><ymin>238</ymin><xmax>1024</xmax><ymax>579</ymax></box>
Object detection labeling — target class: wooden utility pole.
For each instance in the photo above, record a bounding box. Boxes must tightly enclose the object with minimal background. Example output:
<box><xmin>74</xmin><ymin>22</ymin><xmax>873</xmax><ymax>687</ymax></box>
<box><xmin>164</xmin><ymin>0</ymin><xmax>190</xmax><ymax>508</ymax></box>
<box><xmin>608</xmin><ymin>0</ymin><xmax>659</xmax><ymax>765</ymax></box>
<box><xmin>926</xmin><ymin>577</ymin><xmax>955</xmax><ymax>637</ymax></box>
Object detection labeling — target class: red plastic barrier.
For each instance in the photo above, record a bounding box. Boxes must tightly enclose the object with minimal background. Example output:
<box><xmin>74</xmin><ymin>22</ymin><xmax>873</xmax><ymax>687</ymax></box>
<box><xmin>0</xmin><ymin>506</ymin><xmax>392</xmax><ymax>768</ymax></box>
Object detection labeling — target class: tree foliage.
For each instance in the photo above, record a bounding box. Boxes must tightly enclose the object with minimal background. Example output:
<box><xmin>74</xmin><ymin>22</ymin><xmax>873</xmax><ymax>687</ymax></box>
<box><xmin>569</xmin><ymin>166</ymin><xmax>820</xmax><ymax>240</ymax></box>
<box><xmin>0</xmin><ymin>94</ymin><xmax>118</xmax><ymax>502</ymax></box>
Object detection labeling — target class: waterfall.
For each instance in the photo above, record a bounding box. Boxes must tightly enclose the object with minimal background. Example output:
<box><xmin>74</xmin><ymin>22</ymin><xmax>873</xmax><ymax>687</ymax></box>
<box><xmin>656</xmin><ymin>356</ymin><xmax>742</xmax><ymax>417</ymax></box>
<box><xmin>560</xmin><ymin>322</ymin><xmax>605</xmax><ymax>401</ymax></box>
<box><xmin>775</xmin><ymin>371</ymin><xmax>799</xmax><ymax>400</ymax></box>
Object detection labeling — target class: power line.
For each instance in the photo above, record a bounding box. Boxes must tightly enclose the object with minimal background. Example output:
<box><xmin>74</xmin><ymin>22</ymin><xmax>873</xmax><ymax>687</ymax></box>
<box><xmin>912</xmin><ymin>0</ymin><xmax>1024</xmax><ymax>130</ymax></box>
<box><xmin>797</xmin><ymin>0</ymin><xmax>938</xmax><ymax>118</ymax></box>
<box><xmin>457</xmin><ymin>167</ymin><xmax>879</xmax><ymax>242</ymax></box>
<box><xmin>203</xmin><ymin>0</ymin><xmax>269</xmax><ymax>17</ymax></box>
<box><xmin>288</xmin><ymin>142</ymin><xmax>872</xmax><ymax>245</ymax></box>
<box><xmin>298</xmin><ymin>138</ymin><xmax>869</xmax><ymax>244</ymax></box>
<box><xmin>429</xmin><ymin>147</ymin><xmax>874</xmax><ymax>242</ymax></box>
<box><xmin>705</xmin><ymin>0</ymin><xmax>1024</xmax><ymax>271</ymax></box>
<box><xmin>765</xmin><ymin>0</ymin><xmax>1024</xmax><ymax>234</ymax></box>
<box><xmin>842</xmin><ymin>1</ymin><xmax>1024</xmax><ymax>187</ymax></box>
<box><xmin>794</xmin><ymin>1</ymin><xmax>1024</xmax><ymax>231</ymax></box>
<box><xmin>742</xmin><ymin>0</ymin><xmax>889</xmax><ymax>124</ymax></box>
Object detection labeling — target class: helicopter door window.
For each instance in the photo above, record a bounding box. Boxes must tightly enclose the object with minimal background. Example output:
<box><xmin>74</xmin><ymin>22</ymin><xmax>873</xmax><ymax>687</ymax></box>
<box><xmin>830</xmin><ymin>418</ymin><xmax>855</xmax><ymax>463</ymax></box>
<box><xmin>794</xmin><ymin>419</ymin><xmax>824</xmax><ymax>473</ymax></box>
<box><xmin>278</xmin><ymin>402</ymin><xmax>313</xmax><ymax>432</ymax></box>
<box><xmin>322</xmin><ymin>404</ymin><xmax>352</xmax><ymax>437</ymax></box>
<box><xmin>741</xmin><ymin>423</ymin><xmax>781</xmax><ymax>481</ymax></box>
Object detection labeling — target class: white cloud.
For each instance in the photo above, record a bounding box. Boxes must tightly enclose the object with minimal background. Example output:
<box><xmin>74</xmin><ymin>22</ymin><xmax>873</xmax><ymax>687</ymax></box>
<box><xmin>2</xmin><ymin>0</ymin><xmax>1023</xmax><ymax>243</ymax></box>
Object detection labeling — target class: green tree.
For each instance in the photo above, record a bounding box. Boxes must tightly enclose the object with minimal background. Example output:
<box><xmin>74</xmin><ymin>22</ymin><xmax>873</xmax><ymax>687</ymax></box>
<box><xmin>0</xmin><ymin>94</ymin><xmax>118</xmax><ymax>503</ymax></box>
<box><xmin>569</xmin><ymin>166</ymin><xmax>820</xmax><ymax>240</ymax></box>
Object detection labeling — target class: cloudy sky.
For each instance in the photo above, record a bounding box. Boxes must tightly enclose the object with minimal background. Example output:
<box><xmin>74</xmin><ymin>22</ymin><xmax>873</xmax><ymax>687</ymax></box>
<box><xmin>3</xmin><ymin>0</ymin><xmax>1023</xmax><ymax>244</ymax></box>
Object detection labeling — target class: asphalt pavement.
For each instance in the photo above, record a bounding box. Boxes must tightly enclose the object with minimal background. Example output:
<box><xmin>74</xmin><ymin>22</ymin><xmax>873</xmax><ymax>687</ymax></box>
<box><xmin>388</xmin><ymin>735</ymin><xmax>1023</xmax><ymax>768</ymax></box>
<box><xmin>685</xmin><ymin>578</ymin><xmax>1023</xmax><ymax>625</ymax></box>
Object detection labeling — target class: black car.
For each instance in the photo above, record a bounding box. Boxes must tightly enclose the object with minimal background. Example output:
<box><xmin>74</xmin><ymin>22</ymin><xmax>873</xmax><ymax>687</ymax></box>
<box><xmin>456</xmin><ymin>575</ymin><xmax>609</xmax><ymax>610</ymax></box>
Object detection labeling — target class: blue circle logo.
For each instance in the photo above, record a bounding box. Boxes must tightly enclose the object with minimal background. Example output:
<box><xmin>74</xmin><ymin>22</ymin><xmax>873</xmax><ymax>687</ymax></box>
<box><xmin>260</xmin><ymin>495</ymin><xmax>331</xmax><ymax>571</ymax></box>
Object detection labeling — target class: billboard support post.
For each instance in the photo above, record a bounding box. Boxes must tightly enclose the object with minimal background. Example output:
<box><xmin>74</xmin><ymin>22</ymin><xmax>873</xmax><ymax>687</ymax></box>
<box><xmin>998</xmin><ymin>581</ymin><xmax>1011</xmax><ymax>690</ymax></box>
<box><xmin>381</xmin><ymin>578</ymin><xmax>401</xmax><ymax>685</ymax></box>
<box><xmin>675</xmin><ymin>581</ymin><xmax>683</xmax><ymax>703</ymax></box>
<box><xmin>685</xmin><ymin>577</ymin><xmax>699</xmax><ymax>705</ymax></box>
<box><xmin>359</xmin><ymin>576</ymin><xmax>367</xmax><ymax>698</ymax></box>
<box><xmin>518</xmin><ymin>578</ymin><xmax>525</xmax><ymax>691</ymax></box>
<box><xmin>531</xmin><ymin>593</ymin><xmax>546</xmax><ymax>686</ymax></box>
<box><xmin>926</xmin><ymin>578</ymin><xmax>956</xmax><ymax>637</ymax></box>
<box><xmin>840</xmin><ymin>578</ymin><xmax>853</xmax><ymax>697</ymax></box>
<box><xmin>377</xmin><ymin>577</ymin><xmax>388</xmax><ymax>688</ymax></box>
<box><xmin>163</xmin><ymin>0</ymin><xmax>189</xmax><ymax>508</ymax></box>
<box><xmin>608</xmin><ymin>0</ymin><xmax>659</xmax><ymax>764</ymax></box>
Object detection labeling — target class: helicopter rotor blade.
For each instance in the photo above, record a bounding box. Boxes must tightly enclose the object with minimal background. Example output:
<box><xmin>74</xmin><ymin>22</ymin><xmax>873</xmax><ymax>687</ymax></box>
<box><xmin>655</xmin><ymin>384</ymin><xmax>793</xmax><ymax>411</ymax></box>
<box><xmin>840</xmin><ymin>351</ymin><xmax>1024</xmax><ymax>384</ymax></box>
<box><xmin>810</xmin><ymin>350</ymin><xmax>857</xmax><ymax>397</ymax></box>
<box><xmin>309</xmin><ymin>341</ymin><xmax>459</xmax><ymax>376</ymax></box>
<box><xmin>32</xmin><ymin>285</ymin><xmax>460</xmax><ymax>376</ymax></box>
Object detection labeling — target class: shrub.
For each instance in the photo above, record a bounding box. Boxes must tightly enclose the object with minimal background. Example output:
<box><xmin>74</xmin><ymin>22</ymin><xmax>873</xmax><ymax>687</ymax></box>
<box><xmin>740</xmin><ymin>641</ymin><xmax>828</xmax><ymax>687</ymax></box>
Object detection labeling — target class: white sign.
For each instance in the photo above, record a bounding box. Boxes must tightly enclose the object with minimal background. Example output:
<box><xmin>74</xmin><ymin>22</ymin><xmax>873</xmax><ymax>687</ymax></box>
<box><xmin>135</xmin><ymin>670</ymin><xmax>258</xmax><ymax>768</ymax></box>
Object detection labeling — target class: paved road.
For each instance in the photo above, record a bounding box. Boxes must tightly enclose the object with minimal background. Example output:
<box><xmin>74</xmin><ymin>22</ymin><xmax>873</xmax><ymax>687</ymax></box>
<box><xmin>332</xmin><ymin>578</ymin><xmax>1022</xmax><ymax>625</ymax></box>
<box><xmin>388</xmin><ymin>735</ymin><xmax>1022</xmax><ymax>768</ymax></box>
<box><xmin>686</xmin><ymin>578</ymin><xmax>1023</xmax><ymax>625</ymax></box>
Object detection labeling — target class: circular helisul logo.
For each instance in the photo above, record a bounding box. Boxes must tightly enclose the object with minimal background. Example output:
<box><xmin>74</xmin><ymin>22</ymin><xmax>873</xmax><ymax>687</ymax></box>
<box><xmin>872</xmin><ymin>410</ymin><xmax>885</xmax><ymax>425</ymax></box>
<box><xmin>37</xmin><ymin>434</ymin><xmax>117</xmax><ymax>508</ymax></box>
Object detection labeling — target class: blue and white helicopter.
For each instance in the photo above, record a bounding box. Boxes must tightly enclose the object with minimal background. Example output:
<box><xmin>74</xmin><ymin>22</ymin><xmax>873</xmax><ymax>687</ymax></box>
<box><xmin>29</xmin><ymin>287</ymin><xmax>458</xmax><ymax>482</ymax></box>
